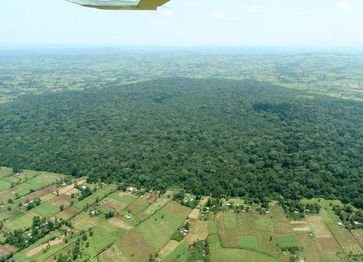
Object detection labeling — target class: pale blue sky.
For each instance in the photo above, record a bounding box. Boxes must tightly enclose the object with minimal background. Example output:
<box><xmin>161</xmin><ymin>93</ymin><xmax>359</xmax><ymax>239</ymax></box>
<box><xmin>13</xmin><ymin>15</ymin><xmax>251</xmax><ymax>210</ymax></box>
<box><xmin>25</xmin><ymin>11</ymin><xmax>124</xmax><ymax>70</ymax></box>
<box><xmin>0</xmin><ymin>0</ymin><xmax>363</xmax><ymax>47</ymax></box>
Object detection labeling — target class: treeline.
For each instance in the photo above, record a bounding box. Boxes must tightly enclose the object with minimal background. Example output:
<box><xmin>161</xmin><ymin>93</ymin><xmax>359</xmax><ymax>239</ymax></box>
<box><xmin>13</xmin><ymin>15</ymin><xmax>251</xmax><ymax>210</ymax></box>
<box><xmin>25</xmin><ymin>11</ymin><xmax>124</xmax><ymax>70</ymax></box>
<box><xmin>0</xmin><ymin>78</ymin><xmax>362</xmax><ymax>207</ymax></box>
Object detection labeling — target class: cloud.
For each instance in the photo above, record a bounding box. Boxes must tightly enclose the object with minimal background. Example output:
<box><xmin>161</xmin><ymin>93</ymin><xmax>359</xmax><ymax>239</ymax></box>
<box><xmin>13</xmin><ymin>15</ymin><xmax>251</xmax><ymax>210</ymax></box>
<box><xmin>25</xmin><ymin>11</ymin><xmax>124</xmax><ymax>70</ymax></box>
<box><xmin>339</xmin><ymin>0</ymin><xmax>352</xmax><ymax>12</ymax></box>
<box><xmin>211</xmin><ymin>11</ymin><xmax>225</xmax><ymax>20</ymax></box>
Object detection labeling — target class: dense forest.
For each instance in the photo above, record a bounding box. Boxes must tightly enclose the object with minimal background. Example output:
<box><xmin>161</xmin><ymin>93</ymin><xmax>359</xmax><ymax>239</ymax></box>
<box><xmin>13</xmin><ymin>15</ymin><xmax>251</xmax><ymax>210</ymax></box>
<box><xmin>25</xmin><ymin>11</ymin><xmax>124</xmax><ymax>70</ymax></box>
<box><xmin>0</xmin><ymin>78</ymin><xmax>362</xmax><ymax>207</ymax></box>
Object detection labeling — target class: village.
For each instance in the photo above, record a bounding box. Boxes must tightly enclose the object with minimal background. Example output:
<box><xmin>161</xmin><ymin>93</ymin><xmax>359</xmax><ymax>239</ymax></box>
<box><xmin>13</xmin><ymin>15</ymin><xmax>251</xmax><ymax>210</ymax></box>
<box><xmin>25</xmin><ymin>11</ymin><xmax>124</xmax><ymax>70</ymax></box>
<box><xmin>0</xmin><ymin>167</ymin><xmax>362</xmax><ymax>262</ymax></box>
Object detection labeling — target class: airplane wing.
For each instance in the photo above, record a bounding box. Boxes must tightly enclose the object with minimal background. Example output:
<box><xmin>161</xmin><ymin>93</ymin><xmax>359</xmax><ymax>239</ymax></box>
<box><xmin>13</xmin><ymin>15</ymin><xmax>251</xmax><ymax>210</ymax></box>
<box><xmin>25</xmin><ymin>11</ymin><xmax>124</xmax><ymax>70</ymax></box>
<box><xmin>67</xmin><ymin>0</ymin><xmax>170</xmax><ymax>10</ymax></box>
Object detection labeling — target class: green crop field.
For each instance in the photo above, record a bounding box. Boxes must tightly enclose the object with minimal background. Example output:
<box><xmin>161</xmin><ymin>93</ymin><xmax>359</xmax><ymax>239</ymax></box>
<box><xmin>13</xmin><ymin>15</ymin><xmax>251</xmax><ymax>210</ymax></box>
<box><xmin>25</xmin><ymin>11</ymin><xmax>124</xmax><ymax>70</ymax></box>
<box><xmin>71</xmin><ymin>212</ymin><xmax>105</xmax><ymax>231</ymax></box>
<box><xmin>127</xmin><ymin>197</ymin><xmax>150</xmax><ymax>215</ymax></box>
<box><xmin>0</xmin><ymin>179</ymin><xmax>11</xmax><ymax>190</ymax></box>
<box><xmin>108</xmin><ymin>192</ymin><xmax>138</xmax><ymax>205</ymax></box>
<box><xmin>161</xmin><ymin>241</ymin><xmax>189</xmax><ymax>262</ymax></box>
<box><xmin>223</xmin><ymin>212</ymin><xmax>237</xmax><ymax>229</ymax></box>
<box><xmin>255</xmin><ymin>217</ymin><xmax>273</xmax><ymax>231</ymax></box>
<box><xmin>237</xmin><ymin>236</ymin><xmax>258</xmax><ymax>250</ymax></box>
<box><xmin>5</xmin><ymin>211</ymin><xmax>39</xmax><ymax>231</ymax></box>
<box><xmin>83</xmin><ymin>221</ymin><xmax>127</xmax><ymax>258</ymax></box>
<box><xmin>136</xmin><ymin>202</ymin><xmax>190</xmax><ymax>252</ymax></box>
<box><xmin>276</xmin><ymin>234</ymin><xmax>300</xmax><ymax>249</ymax></box>
<box><xmin>32</xmin><ymin>203</ymin><xmax>60</xmax><ymax>218</ymax></box>
<box><xmin>13</xmin><ymin>174</ymin><xmax>59</xmax><ymax>197</ymax></box>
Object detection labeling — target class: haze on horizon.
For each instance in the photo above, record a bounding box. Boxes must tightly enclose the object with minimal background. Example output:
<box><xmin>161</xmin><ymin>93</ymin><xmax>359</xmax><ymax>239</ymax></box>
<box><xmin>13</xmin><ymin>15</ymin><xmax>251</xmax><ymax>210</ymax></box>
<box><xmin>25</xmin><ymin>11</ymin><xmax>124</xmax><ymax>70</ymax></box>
<box><xmin>0</xmin><ymin>0</ymin><xmax>363</xmax><ymax>48</ymax></box>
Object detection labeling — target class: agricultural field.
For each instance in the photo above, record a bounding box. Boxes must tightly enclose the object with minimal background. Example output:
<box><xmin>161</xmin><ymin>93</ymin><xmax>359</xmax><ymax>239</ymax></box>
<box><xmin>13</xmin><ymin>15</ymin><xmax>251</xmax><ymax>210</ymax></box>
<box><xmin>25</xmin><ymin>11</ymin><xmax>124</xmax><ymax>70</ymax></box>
<box><xmin>0</xmin><ymin>167</ymin><xmax>362</xmax><ymax>261</ymax></box>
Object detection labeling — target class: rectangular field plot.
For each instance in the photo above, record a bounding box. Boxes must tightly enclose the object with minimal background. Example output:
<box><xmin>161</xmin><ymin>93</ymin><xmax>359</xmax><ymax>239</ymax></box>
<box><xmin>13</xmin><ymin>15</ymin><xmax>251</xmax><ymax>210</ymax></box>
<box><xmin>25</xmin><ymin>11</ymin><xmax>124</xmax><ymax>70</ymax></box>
<box><xmin>144</xmin><ymin>198</ymin><xmax>169</xmax><ymax>215</ymax></box>
<box><xmin>0</xmin><ymin>179</ymin><xmax>11</xmax><ymax>190</ymax></box>
<box><xmin>82</xmin><ymin>221</ymin><xmax>127</xmax><ymax>258</ymax></box>
<box><xmin>217</xmin><ymin>212</ymin><xmax>283</xmax><ymax>259</ymax></box>
<box><xmin>270</xmin><ymin>204</ymin><xmax>293</xmax><ymax>234</ymax></box>
<box><xmin>48</xmin><ymin>194</ymin><xmax>71</xmax><ymax>209</ymax></box>
<box><xmin>352</xmin><ymin>230</ymin><xmax>363</xmax><ymax>247</ymax></box>
<box><xmin>53</xmin><ymin>207</ymin><xmax>78</xmax><ymax>221</ymax></box>
<box><xmin>255</xmin><ymin>217</ymin><xmax>273</xmax><ymax>231</ymax></box>
<box><xmin>32</xmin><ymin>202</ymin><xmax>60</xmax><ymax>218</ymax></box>
<box><xmin>0</xmin><ymin>209</ymin><xmax>24</xmax><ymax>222</ymax></box>
<box><xmin>298</xmin><ymin>233</ymin><xmax>323</xmax><ymax>262</ymax></box>
<box><xmin>96</xmin><ymin>197</ymin><xmax>129</xmax><ymax>213</ymax></box>
<box><xmin>160</xmin><ymin>241</ymin><xmax>189</xmax><ymax>262</ymax></box>
<box><xmin>27</xmin><ymin>185</ymin><xmax>56</xmax><ymax>200</ymax></box>
<box><xmin>135</xmin><ymin>198</ymin><xmax>170</xmax><ymax>222</ymax></box>
<box><xmin>70</xmin><ymin>212</ymin><xmax>105</xmax><ymax>231</ymax></box>
<box><xmin>209</xmin><ymin>246</ymin><xmax>281</xmax><ymax>262</ymax></box>
<box><xmin>223</xmin><ymin>212</ymin><xmax>237</xmax><ymax>229</ymax></box>
<box><xmin>238</xmin><ymin>236</ymin><xmax>257</xmax><ymax>250</ymax></box>
<box><xmin>4</xmin><ymin>211</ymin><xmax>39</xmax><ymax>231</ymax></box>
<box><xmin>275</xmin><ymin>234</ymin><xmax>300</xmax><ymax>249</ymax></box>
<box><xmin>127</xmin><ymin>197</ymin><xmax>150</xmax><ymax>215</ymax></box>
<box><xmin>108</xmin><ymin>192</ymin><xmax>138</xmax><ymax>205</ymax></box>
<box><xmin>136</xmin><ymin>201</ymin><xmax>190</xmax><ymax>252</ymax></box>
<box><xmin>327</xmin><ymin>223</ymin><xmax>361</xmax><ymax>254</ymax></box>
<box><xmin>12</xmin><ymin>173</ymin><xmax>60</xmax><ymax>197</ymax></box>
<box><xmin>105</xmin><ymin>230</ymin><xmax>154</xmax><ymax>262</ymax></box>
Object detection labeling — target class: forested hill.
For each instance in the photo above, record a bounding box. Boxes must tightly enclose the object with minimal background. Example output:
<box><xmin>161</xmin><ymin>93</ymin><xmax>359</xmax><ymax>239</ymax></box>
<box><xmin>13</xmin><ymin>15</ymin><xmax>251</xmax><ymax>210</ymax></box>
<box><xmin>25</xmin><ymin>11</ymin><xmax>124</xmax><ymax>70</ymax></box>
<box><xmin>0</xmin><ymin>78</ymin><xmax>362</xmax><ymax>207</ymax></box>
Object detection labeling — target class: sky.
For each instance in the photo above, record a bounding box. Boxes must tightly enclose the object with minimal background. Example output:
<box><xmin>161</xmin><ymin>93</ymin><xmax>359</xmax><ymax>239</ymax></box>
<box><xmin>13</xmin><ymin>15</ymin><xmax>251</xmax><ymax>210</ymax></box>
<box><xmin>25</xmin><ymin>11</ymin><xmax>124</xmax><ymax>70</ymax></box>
<box><xmin>0</xmin><ymin>0</ymin><xmax>363</xmax><ymax>47</ymax></box>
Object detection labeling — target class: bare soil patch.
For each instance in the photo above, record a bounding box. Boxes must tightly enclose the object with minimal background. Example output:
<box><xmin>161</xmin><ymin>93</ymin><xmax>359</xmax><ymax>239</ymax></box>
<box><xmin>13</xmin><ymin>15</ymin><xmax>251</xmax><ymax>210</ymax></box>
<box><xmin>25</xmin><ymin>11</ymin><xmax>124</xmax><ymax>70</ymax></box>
<box><xmin>28</xmin><ymin>185</ymin><xmax>56</xmax><ymax>199</ymax></box>
<box><xmin>26</xmin><ymin>237</ymin><xmax>64</xmax><ymax>257</ymax></box>
<box><xmin>116</xmin><ymin>230</ymin><xmax>154</xmax><ymax>261</ymax></box>
<box><xmin>188</xmin><ymin>209</ymin><xmax>200</xmax><ymax>220</ymax></box>
<box><xmin>290</xmin><ymin>218</ymin><xmax>308</xmax><ymax>225</ymax></box>
<box><xmin>273</xmin><ymin>229</ymin><xmax>293</xmax><ymax>234</ymax></box>
<box><xmin>317</xmin><ymin>237</ymin><xmax>340</xmax><ymax>251</ymax></box>
<box><xmin>0</xmin><ymin>245</ymin><xmax>16</xmax><ymax>257</ymax></box>
<box><xmin>293</xmin><ymin>226</ymin><xmax>312</xmax><ymax>232</ymax></box>
<box><xmin>119</xmin><ymin>191</ymin><xmax>134</xmax><ymax>197</ymax></box>
<box><xmin>58</xmin><ymin>184</ymin><xmax>75</xmax><ymax>195</ymax></box>
<box><xmin>49</xmin><ymin>195</ymin><xmax>71</xmax><ymax>208</ymax></box>
<box><xmin>108</xmin><ymin>217</ymin><xmax>133</xmax><ymax>230</ymax></box>
<box><xmin>185</xmin><ymin>220</ymin><xmax>208</xmax><ymax>245</ymax></box>
<box><xmin>164</xmin><ymin>201</ymin><xmax>190</xmax><ymax>217</ymax></box>
<box><xmin>99</xmin><ymin>243</ymin><xmax>129</xmax><ymax>262</ymax></box>
<box><xmin>306</xmin><ymin>215</ymin><xmax>331</xmax><ymax>238</ymax></box>
<box><xmin>158</xmin><ymin>240</ymin><xmax>180</xmax><ymax>259</ymax></box>
<box><xmin>63</xmin><ymin>188</ymin><xmax>79</xmax><ymax>196</ymax></box>
<box><xmin>147</xmin><ymin>194</ymin><xmax>158</xmax><ymax>204</ymax></box>
<box><xmin>65</xmin><ymin>207</ymin><xmax>78</xmax><ymax>215</ymax></box>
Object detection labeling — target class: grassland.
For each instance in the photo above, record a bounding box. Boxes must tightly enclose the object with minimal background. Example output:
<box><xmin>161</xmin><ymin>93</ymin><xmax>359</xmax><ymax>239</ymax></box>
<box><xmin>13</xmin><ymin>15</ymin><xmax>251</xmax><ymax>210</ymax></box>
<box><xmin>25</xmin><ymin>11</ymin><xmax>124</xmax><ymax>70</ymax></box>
<box><xmin>0</xmin><ymin>168</ymin><xmax>362</xmax><ymax>261</ymax></box>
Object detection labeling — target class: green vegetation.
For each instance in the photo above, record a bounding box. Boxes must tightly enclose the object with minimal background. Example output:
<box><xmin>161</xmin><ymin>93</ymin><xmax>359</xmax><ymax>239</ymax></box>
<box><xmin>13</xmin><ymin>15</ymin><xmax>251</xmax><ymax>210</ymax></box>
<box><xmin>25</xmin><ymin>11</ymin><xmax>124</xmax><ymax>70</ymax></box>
<box><xmin>275</xmin><ymin>234</ymin><xmax>300</xmax><ymax>249</ymax></box>
<box><xmin>1</xmin><ymin>50</ymin><xmax>363</xmax><ymax>102</ymax></box>
<box><xmin>3</xmin><ymin>167</ymin><xmax>357</xmax><ymax>261</ymax></box>
<box><xmin>32</xmin><ymin>203</ymin><xmax>59</xmax><ymax>218</ymax></box>
<box><xmin>136</xmin><ymin>202</ymin><xmax>190</xmax><ymax>251</ymax></box>
<box><xmin>237</xmin><ymin>236</ymin><xmax>257</xmax><ymax>250</ymax></box>
<box><xmin>223</xmin><ymin>212</ymin><xmax>236</xmax><ymax>229</ymax></box>
<box><xmin>1</xmin><ymin>77</ymin><xmax>362</xmax><ymax>209</ymax></box>
<box><xmin>1</xmin><ymin>49</ymin><xmax>363</xmax><ymax>261</ymax></box>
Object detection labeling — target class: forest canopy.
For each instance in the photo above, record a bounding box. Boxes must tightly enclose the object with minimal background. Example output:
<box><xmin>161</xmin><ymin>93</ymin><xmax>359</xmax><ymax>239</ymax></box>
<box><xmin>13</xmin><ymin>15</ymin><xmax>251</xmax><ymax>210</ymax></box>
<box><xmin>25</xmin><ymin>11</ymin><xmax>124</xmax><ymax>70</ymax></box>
<box><xmin>0</xmin><ymin>78</ymin><xmax>362</xmax><ymax>207</ymax></box>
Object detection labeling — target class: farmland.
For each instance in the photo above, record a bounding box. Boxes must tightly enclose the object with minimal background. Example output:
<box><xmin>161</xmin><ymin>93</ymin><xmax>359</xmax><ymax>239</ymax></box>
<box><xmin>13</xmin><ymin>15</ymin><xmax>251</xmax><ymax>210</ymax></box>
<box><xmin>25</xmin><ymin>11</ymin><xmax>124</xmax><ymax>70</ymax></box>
<box><xmin>0</xmin><ymin>167</ymin><xmax>362</xmax><ymax>261</ymax></box>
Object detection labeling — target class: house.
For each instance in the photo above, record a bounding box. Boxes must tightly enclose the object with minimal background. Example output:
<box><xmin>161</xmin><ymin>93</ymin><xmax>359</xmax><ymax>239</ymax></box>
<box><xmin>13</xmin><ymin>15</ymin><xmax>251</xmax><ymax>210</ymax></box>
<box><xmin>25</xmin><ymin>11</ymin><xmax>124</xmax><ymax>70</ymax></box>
<box><xmin>126</xmin><ymin>186</ymin><xmax>136</xmax><ymax>192</ymax></box>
